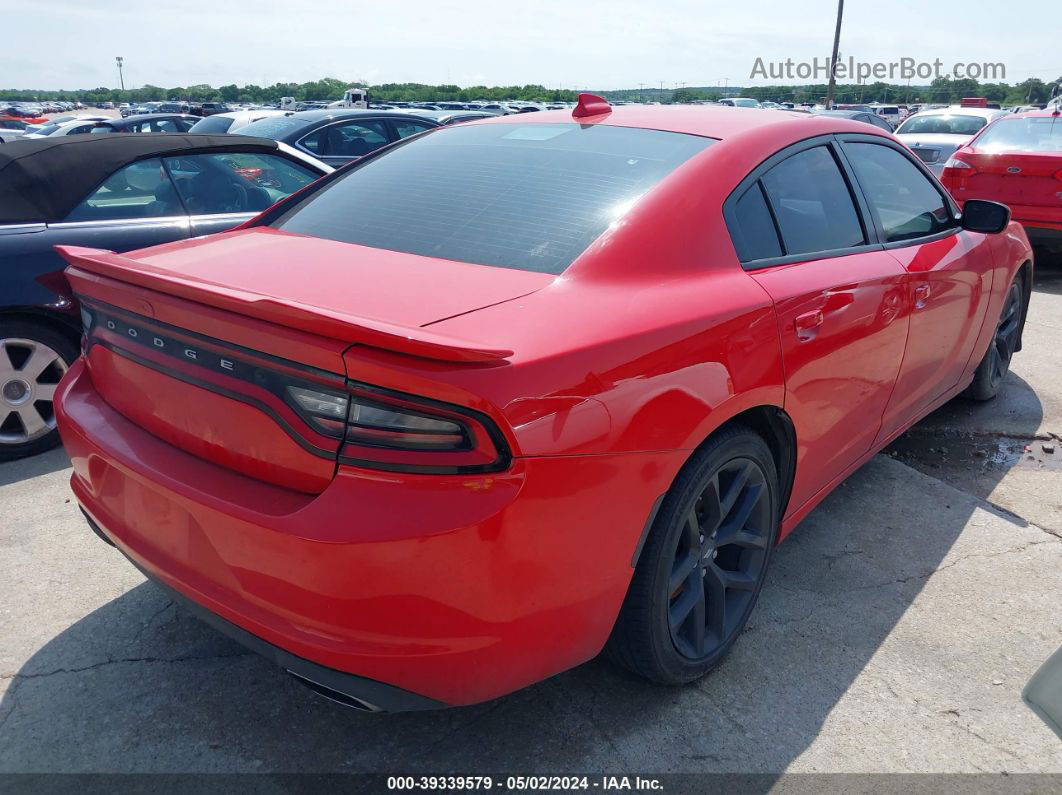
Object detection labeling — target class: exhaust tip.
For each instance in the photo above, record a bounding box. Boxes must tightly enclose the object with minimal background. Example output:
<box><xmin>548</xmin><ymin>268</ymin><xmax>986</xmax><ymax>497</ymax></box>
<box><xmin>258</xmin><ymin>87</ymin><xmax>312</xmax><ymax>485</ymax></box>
<box><xmin>287</xmin><ymin>670</ymin><xmax>382</xmax><ymax>712</ymax></box>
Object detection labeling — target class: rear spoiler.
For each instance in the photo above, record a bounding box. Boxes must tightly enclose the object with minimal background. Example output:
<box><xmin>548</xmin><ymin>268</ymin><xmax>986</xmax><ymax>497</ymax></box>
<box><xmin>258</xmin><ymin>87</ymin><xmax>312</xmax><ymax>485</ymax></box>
<box><xmin>57</xmin><ymin>246</ymin><xmax>513</xmax><ymax>364</ymax></box>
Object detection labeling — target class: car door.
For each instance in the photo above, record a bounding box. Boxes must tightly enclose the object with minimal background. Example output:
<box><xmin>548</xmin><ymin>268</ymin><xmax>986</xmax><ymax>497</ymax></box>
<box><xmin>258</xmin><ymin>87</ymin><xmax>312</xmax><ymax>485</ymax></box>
<box><xmin>838</xmin><ymin>136</ymin><xmax>994</xmax><ymax>438</ymax></box>
<box><xmin>725</xmin><ymin>138</ymin><xmax>911</xmax><ymax>512</ymax></box>
<box><xmin>296</xmin><ymin>118</ymin><xmax>392</xmax><ymax>167</ymax></box>
<box><xmin>162</xmin><ymin>151</ymin><xmax>323</xmax><ymax>237</ymax></box>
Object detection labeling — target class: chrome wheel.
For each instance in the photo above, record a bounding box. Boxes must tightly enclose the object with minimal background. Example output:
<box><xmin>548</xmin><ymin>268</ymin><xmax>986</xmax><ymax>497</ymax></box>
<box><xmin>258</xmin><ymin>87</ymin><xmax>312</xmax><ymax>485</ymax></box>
<box><xmin>0</xmin><ymin>338</ymin><xmax>68</xmax><ymax>445</ymax></box>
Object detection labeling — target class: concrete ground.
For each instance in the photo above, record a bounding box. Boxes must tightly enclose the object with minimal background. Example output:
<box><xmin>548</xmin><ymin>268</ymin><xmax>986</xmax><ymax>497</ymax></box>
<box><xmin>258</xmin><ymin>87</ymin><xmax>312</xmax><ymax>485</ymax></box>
<box><xmin>1</xmin><ymin>268</ymin><xmax>1061</xmax><ymax>775</ymax></box>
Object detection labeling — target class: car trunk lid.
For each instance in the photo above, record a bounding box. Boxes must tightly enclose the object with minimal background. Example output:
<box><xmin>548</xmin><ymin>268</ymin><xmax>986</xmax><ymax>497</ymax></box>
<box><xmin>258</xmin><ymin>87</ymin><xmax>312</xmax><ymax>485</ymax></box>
<box><xmin>59</xmin><ymin>230</ymin><xmax>550</xmax><ymax>492</ymax></box>
<box><xmin>957</xmin><ymin>150</ymin><xmax>1062</xmax><ymax>208</ymax></box>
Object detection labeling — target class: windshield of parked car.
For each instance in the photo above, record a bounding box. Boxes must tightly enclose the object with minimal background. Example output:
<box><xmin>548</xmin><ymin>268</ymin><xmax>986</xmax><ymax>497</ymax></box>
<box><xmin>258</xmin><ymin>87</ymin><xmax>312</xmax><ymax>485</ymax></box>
<box><xmin>731</xmin><ymin>98</ymin><xmax>760</xmax><ymax>108</ymax></box>
<box><xmin>189</xmin><ymin>115</ymin><xmax>235</xmax><ymax>134</ymax></box>
<box><xmin>272</xmin><ymin>123</ymin><xmax>713</xmax><ymax>274</ymax></box>
<box><xmin>974</xmin><ymin>117</ymin><xmax>1062</xmax><ymax>153</ymax></box>
<box><xmin>896</xmin><ymin>113</ymin><xmax>987</xmax><ymax>135</ymax></box>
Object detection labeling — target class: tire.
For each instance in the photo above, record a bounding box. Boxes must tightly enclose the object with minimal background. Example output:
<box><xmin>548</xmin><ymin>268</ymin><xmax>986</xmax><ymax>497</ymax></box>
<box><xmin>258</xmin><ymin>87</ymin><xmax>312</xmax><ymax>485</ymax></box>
<box><xmin>0</xmin><ymin>320</ymin><xmax>79</xmax><ymax>462</ymax></box>
<box><xmin>963</xmin><ymin>275</ymin><xmax>1024</xmax><ymax>402</ymax></box>
<box><xmin>606</xmin><ymin>425</ymin><xmax>780</xmax><ymax>684</ymax></box>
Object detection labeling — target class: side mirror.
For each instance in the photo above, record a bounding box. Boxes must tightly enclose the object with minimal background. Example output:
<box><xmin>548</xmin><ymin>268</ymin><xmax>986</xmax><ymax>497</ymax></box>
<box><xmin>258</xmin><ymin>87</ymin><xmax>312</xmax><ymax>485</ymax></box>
<box><xmin>961</xmin><ymin>199</ymin><xmax>1010</xmax><ymax>234</ymax></box>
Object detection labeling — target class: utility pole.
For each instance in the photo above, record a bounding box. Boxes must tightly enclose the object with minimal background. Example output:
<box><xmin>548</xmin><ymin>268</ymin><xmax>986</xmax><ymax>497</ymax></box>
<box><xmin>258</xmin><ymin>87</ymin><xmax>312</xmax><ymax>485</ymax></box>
<box><xmin>824</xmin><ymin>0</ymin><xmax>843</xmax><ymax>109</ymax></box>
<box><xmin>721</xmin><ymin>77</ymin><xmax>729</xmax><ymax>97</ymax></box>
<box><xmin>638</xmin><ymin>82</ymin><xmax>646</xmax><ymax>103</ymax></box>
<box><xmin>115</xmin><ymin>56</ymin><xmax>125</xmax><ymax>91</ymax></box>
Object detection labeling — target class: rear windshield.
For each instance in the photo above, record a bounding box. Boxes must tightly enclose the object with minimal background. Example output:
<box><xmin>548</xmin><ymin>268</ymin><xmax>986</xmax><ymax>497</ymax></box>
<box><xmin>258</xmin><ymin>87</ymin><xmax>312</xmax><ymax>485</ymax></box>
<box><xmin>975</xmin><ymin>118</ymin><xmax>1062</xmax><ymax>153</ymax></box>
<box><xmin>272</xmin><ymin>123</ymin><xmax>713</xmax><ymax>274</ymax></box>
<box><xmin>189</xmin><ymin>115</ymin><xmax>235</xmax><ymax>134</ymax></box>
<box><xmin>897</xmin><ymin>114</ymin><xmax>987</xmax><ymax>135</ymax></box>
<box><xmin>238</xmin><ymin>116</ymin><xmax>307</xmax><ymax>139</ymax></box>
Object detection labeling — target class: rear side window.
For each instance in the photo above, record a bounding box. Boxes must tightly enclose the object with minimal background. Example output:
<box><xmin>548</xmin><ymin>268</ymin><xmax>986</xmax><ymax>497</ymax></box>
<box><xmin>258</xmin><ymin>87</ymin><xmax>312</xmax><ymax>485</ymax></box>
<box><xmin>273</xmin><ymin>123</ymin><xmax>713</xmax><ymax>274</ymax></box>
<box><xmin>300</xmin><ymin>120</ymin><xmax>390</xmax><ymax>157</ymax></box>
<box><xmin>843</xmin><ymin>143</ymin><xmax>953</xmax><ymax>242</ymax></box>
<box><xmin>65</xmin><ymin>158</ymin><xmax>173</xmax><ymax>221</ymax></box>
<box><xmin>759</xmin><ymin>146</ymin><xmax>865</xmax><ymax>256</ymax></box>
<box><xmin>393</xmin><ymin>119</ymin><xmax>435</xmax><ymax>139</ymax></box>
<box><xmin>730</xmin><ymin>184</ymin><xmax>782</xmax><ymax>262</ymax></box>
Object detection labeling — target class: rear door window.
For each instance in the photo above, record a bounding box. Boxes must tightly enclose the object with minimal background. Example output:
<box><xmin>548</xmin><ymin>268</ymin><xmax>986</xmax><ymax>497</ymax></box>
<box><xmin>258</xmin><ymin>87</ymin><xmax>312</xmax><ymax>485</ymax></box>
<box><xmin>759</xmin><ymin>146</ymin><xmax>866</xmax><ymax>256</ymax></box>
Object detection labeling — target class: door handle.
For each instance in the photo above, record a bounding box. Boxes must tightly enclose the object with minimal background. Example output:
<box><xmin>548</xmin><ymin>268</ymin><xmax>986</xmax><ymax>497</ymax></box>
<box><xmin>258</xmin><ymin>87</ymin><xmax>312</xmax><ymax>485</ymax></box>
<box><xmin>914</xmin><ymin>284</ymin><xmax>931</xmax><ymax>309</ymax></box>
<box><xmin>794</xmin><ymin>310</ymin><xmax>824</xmax><ymax>341</ymax></box>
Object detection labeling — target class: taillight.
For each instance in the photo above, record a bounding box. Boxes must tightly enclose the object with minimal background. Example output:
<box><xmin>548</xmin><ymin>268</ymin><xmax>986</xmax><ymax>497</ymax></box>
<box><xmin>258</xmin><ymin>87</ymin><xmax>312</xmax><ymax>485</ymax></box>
<box><xmin>286</xmin><ymin>382</ymin><xmax>510</xmax><ymax>473</ymax></box>
<box><xmin>942</xmin><ymin>156</ymin><xmax>976</xmax><ymax>176</ymax></box>
<box><xmin>1054</xmin><ymin>169</ymin><xmax>1062</xmax><ymax>182</ymax></box>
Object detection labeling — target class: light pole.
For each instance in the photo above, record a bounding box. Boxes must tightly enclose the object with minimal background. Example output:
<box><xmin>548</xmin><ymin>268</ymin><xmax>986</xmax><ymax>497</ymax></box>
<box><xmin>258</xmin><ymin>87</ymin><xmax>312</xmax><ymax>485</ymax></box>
<box><xmin>825</xmin><ymin>0</ymin><xmax>844</xmax><ymax>109</ymax></box>
<box><xmin>115</xmin><ymin>56</ymin><xmax>125</xmax><ymax>91</ymax></box>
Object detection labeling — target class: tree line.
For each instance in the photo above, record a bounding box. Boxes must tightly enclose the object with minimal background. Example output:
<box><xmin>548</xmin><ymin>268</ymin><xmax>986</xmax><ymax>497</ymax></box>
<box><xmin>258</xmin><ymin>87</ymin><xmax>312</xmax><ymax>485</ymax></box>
<box><xmin>2</xmin><ymin>75</ymin><xmax>1058</xmax><ymax>106</ymax></box>
<box><xmin>666</xmin><ymin>75</ymin><xmax>1060</xmax><ymax>106</ymax></box>
<box><xmin>0</xmin><ymin>77</ymin><xmax>580</xmax><ymax>104</ymax></box>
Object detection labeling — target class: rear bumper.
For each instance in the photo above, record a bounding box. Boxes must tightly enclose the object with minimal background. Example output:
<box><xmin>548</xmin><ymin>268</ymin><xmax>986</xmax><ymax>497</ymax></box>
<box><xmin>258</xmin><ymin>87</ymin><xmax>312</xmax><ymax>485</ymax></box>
<box><xmin>56</xmin><ymin>358</ymin><xmax>679</xmax><ymax>707</ymax></box>
<box><xmin>85</xmin><ymin>509</ymin><xmax>444</xmax><ymax>712</ymax></box>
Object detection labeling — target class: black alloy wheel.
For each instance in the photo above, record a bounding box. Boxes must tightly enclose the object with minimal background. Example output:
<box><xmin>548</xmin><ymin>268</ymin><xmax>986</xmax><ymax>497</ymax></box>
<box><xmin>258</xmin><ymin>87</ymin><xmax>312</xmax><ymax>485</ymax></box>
<box><xmin>607</xmin><ymin>425</ymin><xmax>779</xmax><ymax>684</ymax></box>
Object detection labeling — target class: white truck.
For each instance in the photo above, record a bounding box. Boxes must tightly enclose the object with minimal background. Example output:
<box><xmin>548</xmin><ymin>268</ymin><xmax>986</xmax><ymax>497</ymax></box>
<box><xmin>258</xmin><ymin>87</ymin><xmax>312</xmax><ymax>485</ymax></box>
<box><xmin>327</xmin><ymin>88</ymin><xmax>370</xmax><ymax>109</ymax></box>
<box><xmin>279</xmin><ymin>89</ymin><xmax>369</xmax><ymax>112</ymax></box>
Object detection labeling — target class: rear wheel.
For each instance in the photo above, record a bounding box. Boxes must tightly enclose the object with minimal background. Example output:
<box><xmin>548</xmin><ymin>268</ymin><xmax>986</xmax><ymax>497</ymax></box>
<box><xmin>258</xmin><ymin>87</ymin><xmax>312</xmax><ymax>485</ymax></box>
<box><xmin>607</xmin><ymin>426</ymin><xmax>779</xmax><ymax>684</ymax></box>
<box><xmin>0</xmin><ymin>321</ymin><xmax>78</xmax><ymax>461</ymax></box>
<box><xmin>964</xmin><ymin>276</ymin><xmax>1023</xmax><ymax>401</ymax></box>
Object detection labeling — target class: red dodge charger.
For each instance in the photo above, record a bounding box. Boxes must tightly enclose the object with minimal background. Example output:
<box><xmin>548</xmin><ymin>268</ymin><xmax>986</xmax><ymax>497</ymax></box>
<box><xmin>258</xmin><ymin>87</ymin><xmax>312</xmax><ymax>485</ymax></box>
<box><xmin>53</xmin><ymin>97</ymin><xmax>1032</xmax><ymax>711</ymax></box>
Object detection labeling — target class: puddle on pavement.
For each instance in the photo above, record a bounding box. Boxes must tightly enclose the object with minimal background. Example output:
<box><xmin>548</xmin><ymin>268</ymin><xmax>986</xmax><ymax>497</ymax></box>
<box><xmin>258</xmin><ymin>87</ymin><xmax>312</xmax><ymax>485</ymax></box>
<box><xmin>885</xmin><ymin>430</ymin><xmax>1062</xmax><ymax>474</ymax></box>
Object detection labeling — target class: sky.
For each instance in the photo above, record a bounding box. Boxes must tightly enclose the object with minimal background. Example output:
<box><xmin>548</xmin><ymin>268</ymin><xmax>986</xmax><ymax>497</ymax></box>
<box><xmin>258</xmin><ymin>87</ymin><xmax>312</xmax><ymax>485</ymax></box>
<box><xmin>2</xmin><ymin>0</ymin><xmax>1059</xmax><ymax>91</ymax></box>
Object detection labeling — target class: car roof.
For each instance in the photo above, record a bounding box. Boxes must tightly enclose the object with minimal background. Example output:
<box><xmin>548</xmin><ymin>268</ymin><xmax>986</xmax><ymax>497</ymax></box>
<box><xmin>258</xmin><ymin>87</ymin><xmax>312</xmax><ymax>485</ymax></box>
<box><xmin>215</xmin><ymin>110</ymin><xmax>291</xmax><ymax>120</ymax></box>
<box><xmin>905</xmin><ymin>106</ymin><xmax>1005</xmax><ymax>119</ymax></box>
<box><xmin>104</xmin><ymin>113</ymin><xmax>197</xmax><ymax>125</ymax></box>
<box><xmin>391</xmin><ymin>109</ymin><xmax>497</xmax><ymax>121</ymax></box>
<box><xmin>468</xmin><ymin>104</ymin><xmax>881</xmax><ymax>143</ymax></box>
<box><xmin>1001</xmin><ymin>109</ymin><xmax>1062</xmax><ymax>119</ymax></box>
<box><xmin>285</xmin><ymin>109</ymin><xmax>426</xmax><ymax>122</ymax></box>
<box><xmin>0</xmin><ymin>133</ymin><xmax>283</xmax><ymax>224</ymax></box>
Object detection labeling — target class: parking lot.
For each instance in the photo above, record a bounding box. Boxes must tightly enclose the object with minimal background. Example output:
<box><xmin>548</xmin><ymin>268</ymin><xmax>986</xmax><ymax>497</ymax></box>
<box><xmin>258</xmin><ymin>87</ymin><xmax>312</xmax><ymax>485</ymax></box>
<box><xmin>1</xmin><ymin>260</ymin><xmax>1060</xmax><ymax>774</ymax></box>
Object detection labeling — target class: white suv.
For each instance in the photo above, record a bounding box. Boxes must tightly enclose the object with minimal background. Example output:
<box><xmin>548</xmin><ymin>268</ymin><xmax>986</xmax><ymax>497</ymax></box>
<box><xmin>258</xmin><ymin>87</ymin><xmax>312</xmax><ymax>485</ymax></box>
<box><xmin>870</xmin><ymin>105</ymin><xmax>901</xmax><ymax>128</ymax></box>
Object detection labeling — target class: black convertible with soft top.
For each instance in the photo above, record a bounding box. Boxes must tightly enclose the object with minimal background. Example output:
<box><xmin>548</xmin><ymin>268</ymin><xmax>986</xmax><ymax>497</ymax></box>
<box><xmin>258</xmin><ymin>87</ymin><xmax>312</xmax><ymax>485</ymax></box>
<box><xmin>0</xmin><ymin>133</ymin><xmax>329</xmax><ymax>461</ymax></box>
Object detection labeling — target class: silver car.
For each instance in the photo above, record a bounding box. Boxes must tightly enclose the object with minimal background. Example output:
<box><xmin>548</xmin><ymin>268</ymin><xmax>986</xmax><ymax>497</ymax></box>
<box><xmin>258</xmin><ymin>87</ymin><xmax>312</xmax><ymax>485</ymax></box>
<box><xmin>894</xmin><ymin>106</ymin><xmax>1008</xmax><ymax>175</ymax></box>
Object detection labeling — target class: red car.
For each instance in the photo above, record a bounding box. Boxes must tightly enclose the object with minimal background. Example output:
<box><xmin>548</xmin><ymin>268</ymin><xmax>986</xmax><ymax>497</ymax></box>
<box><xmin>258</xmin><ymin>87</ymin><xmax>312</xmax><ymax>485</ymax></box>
<box><xmin>940</xmin><ymin>109</ymin><xmax>1062</xmax><ymax>258</ymax></box>
<box><xmin>53</xmin><ymin>97</ymin><xmax>1032</xmax><ymax>711</ymax></box>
